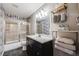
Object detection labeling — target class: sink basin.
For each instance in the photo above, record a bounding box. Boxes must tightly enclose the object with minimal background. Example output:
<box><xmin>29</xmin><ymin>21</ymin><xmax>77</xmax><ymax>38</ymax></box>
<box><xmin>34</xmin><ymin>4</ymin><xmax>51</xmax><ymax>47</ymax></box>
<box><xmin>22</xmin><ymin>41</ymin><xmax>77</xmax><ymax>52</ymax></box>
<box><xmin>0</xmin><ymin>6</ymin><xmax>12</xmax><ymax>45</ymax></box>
<box><xmin>27</xmin><ymin>34</ymin><xmax>52</xmax><ymax>43</ymax></box>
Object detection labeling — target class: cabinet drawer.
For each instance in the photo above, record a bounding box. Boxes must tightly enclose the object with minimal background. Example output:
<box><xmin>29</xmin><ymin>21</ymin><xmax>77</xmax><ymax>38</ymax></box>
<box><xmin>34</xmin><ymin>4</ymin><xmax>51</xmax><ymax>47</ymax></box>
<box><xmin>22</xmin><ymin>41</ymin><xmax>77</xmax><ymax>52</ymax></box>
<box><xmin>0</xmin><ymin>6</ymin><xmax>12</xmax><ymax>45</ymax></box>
<box><xmin>32</xmin><ymin>41</ymin><xmax>41</xmax><ymax>48</ymax></box>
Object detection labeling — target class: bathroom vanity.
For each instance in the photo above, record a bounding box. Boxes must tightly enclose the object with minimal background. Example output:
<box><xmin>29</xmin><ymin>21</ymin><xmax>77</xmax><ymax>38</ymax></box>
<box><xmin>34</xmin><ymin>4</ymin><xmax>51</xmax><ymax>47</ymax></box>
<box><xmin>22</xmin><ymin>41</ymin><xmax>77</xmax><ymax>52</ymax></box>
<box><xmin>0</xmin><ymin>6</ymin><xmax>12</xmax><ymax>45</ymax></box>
<box><xmin>26</xmin><ymin>34</ymin><xmax>53</xmax><ymax>56</ymax></box>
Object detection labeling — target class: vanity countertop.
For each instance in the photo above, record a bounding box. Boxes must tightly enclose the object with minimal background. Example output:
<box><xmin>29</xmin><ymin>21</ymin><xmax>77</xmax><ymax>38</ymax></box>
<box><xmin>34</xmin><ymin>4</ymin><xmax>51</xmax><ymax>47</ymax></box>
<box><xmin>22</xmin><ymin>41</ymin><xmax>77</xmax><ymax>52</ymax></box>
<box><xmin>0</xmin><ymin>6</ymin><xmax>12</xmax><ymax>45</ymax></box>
<box><xmin>26</xmin><ymin>34</ymin><xmax>53</xmax><ymax>44</ymax></box>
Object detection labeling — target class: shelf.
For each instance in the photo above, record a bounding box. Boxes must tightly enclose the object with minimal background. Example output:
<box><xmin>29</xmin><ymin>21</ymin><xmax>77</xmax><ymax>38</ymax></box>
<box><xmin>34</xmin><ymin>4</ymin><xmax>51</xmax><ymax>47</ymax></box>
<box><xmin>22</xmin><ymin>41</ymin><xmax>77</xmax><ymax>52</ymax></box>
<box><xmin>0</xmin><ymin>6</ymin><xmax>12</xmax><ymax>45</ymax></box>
<box><xmin>52</xmin><ymin>4</ymin><xmax>67</xmax><ymax>14</ymax></box>
<box><xmin>53</xmin><ymin>30</ymin><xmax>79</xmax><ymax>33</ymax></box>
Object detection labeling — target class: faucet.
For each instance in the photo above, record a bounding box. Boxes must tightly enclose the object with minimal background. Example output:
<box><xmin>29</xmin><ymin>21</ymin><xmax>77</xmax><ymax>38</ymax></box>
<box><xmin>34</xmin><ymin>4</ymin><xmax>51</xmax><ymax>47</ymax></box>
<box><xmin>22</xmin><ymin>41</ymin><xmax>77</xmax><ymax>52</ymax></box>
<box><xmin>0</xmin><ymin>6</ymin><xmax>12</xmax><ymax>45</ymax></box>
<box><xmin>38</xmin><ymin>34</ymin><xmax>41</xmax><ymax>37</ymax></box>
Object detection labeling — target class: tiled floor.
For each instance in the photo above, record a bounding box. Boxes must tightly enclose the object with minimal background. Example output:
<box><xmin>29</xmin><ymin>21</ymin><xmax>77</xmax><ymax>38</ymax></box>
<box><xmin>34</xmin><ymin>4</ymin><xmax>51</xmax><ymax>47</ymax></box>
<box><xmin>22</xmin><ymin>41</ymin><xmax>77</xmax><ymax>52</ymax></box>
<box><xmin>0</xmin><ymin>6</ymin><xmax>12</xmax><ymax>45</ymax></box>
<box><xmin>3</xmin><ymin>47</ymin><xmax>79</xmax><ymax>56</ymax></box>
<box><xmin>3</xmin><ymin>47</ymin><xmax>27</xmax><ymax>56</ymax></box>
<box><xmin>3</xmin><ymin>47</ymin><xmax>71</xmax><ymax>56</ymax></box>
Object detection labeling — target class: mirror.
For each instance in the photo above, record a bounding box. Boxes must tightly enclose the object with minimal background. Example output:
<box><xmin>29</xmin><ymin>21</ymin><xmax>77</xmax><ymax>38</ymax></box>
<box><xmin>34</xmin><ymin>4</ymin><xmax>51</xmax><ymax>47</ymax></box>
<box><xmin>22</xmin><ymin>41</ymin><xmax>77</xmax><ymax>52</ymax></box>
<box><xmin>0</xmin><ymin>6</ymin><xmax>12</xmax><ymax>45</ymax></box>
<box><xmin>36</xmin><ymin>16</ymin><xmax>50</xmax><ymax>35</ymax></box>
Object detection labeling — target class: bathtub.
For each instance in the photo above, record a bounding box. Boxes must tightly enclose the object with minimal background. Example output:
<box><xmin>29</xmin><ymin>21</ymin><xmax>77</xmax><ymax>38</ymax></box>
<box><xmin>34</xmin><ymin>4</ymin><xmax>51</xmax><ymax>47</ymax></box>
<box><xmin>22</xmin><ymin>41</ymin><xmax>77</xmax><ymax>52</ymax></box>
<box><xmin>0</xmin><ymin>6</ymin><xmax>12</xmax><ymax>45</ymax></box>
<box><xmin>4</xmin><ymin>41</ymin><xmax>26</xmax><ymax>52</ymax></box>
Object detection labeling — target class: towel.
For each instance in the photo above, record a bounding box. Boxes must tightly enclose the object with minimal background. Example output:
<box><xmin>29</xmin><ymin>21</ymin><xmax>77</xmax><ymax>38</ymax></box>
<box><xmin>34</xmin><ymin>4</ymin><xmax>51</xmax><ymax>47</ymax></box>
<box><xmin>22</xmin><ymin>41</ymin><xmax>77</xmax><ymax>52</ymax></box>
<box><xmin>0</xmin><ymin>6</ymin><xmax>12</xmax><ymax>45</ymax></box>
<box><xmin>56</xmin><ymin>37</ymin><xmax>74</xmax><ymax>45</ymax></box>
<box><xmin>53</xmin><ymin>15</ymin><xmax>58</xmax><ymax>23</ymax></box>
<box><xmin>55</xmin><ymin>41</ymin><xmax>76</xmax><ymax>50</ymax></box>
<box><xmin>57</xmin><ymin>15</ymin><xmax>61</xmax><ymax>22</ymax></box>
<box><xmin>61</xmin><ymin>13</ymin><xmax>67</xmax><ymax>22</ymax></box>
<box><xmin>55</xmin><ymin>44</ymin><xmax>75</xmax><ymax>55</ymax></box>
<box><xmin>53</xmin><ymin>14</ymin><xmax>61</xmax><ymax>23</ymax></box>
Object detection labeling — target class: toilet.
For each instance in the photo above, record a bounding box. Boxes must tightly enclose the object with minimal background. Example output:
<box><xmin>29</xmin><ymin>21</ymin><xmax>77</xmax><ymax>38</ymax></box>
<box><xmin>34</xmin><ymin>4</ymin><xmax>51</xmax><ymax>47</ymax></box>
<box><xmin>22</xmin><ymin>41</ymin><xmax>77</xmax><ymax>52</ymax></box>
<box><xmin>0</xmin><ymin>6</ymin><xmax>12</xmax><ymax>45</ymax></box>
<box><xmin>21</xmin><ymin>41</ymin><xmax>26</xmax><ymax>51</ymax></box>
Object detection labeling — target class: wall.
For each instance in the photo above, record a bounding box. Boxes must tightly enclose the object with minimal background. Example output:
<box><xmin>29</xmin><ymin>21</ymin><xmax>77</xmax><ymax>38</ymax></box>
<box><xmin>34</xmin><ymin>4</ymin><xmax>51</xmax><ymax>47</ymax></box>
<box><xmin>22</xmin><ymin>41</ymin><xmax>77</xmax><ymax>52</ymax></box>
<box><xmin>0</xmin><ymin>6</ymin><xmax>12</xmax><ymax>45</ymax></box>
<box><xmin>52</xmin><ymin>3</ymin><xmax>79</xmax><ymax>42</ymax></box>
<box><xmin>29</xmin><ymin>3</ymin><xmax>79</xmax><ymax>42</ymax></box>
<box><xmin>28</xmin><ymin>15</ymin><xmax>36</xmax><ymax>34</ymax></box>
<box><xmin>67</xmin><ymin>3</ymin><xmax>79</xmax><ymax>30</ymax></box>
<box><xmin>64</xmin><ymin>3</ymin><xmax>79</xmax><ymax>42</ymax></box>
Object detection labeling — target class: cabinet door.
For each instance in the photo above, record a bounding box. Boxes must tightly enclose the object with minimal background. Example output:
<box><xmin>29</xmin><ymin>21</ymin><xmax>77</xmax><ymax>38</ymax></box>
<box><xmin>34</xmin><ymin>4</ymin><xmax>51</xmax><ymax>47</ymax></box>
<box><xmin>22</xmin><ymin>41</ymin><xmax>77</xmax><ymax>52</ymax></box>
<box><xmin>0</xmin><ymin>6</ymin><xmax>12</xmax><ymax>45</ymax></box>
<box><xmin>27</xmin><ymin>38</ymin><xmax>42</xmax><ymax>56</ymax></box>
<box><xmin>31</xmin><ymin>45</ymin><xmax>41</xmax><ymax>56</ymax></box>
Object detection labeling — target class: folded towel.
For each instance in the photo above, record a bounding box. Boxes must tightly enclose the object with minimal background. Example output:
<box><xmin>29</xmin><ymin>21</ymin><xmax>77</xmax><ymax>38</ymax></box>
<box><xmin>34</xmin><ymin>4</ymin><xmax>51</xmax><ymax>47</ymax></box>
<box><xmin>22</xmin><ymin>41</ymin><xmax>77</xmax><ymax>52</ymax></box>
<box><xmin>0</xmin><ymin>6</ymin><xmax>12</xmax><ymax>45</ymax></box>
<box><xmin>56</xmin><ymin>37</ymin><xmax>74</xmax><ymax>45</ymax></box>
<box><xmin>55</xmin><ymin>44</ymin><xmax>75</xmax><ymax>55</ymax></box>
<box><xmin>55</xmin><ymin>41</ymin><xmax>76</xmax><ymax>50</ymax></box>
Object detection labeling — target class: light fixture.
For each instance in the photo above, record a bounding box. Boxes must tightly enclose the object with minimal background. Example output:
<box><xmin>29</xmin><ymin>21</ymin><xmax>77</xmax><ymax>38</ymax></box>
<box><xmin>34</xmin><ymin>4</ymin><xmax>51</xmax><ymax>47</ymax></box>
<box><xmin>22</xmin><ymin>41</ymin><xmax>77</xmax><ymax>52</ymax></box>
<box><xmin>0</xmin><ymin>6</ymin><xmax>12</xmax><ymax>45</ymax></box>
<box><xmin>44</xmin><ymin>11</ymin><xmax>48</xmax><ymax>16</ymax></box>
<box><xmin>38</xmin><ymin>12</ymin><xmax>42</xmax><ymax>18</ymax></box>
<box><xmin>40</xmin><ymin>10</ymin><xmax>45</xmax><ymax>17</ymax></box>
<box><xmin>36</xmin><ymin>14</ymin><xmax>39</xmax><ymax>18</ymax></box>
<box><xmin>36</xmin><ymin>9</ymin><xmax>48</xmax><ymax>19</ymax></box>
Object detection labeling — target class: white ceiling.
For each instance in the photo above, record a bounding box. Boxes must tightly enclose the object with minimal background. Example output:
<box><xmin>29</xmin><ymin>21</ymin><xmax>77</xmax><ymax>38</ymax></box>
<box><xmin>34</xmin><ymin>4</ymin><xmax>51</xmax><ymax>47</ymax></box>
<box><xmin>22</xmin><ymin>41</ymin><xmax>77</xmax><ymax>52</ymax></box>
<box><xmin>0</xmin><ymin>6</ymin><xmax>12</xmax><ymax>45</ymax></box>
<box><xmin>2</xmin><ymin>3</ymin><xmax>44</xmax><ymax>18</ymax></box>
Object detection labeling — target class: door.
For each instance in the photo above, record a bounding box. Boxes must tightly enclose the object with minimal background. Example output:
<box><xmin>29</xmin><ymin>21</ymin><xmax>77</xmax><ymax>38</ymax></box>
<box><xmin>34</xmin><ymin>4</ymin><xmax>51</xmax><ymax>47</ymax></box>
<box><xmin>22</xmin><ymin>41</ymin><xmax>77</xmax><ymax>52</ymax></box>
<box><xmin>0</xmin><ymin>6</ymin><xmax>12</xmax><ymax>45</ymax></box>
<box><xmin>19</xmin><ymin>22</ymin><xmax>27</xmax><ymax>41</ymax></box>
<box><xmin>0</xmin><ymin>17</ymin><xmax>4</xmax><ymax>55</ymax></box>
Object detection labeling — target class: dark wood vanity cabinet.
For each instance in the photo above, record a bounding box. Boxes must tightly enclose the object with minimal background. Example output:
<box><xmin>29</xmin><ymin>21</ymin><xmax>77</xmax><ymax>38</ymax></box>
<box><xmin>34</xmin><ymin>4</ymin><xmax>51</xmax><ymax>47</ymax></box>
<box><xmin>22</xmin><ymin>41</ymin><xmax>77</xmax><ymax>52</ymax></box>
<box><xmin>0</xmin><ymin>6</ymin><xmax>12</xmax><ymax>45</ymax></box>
<box><xmin>26</xmin><ymin>37</ymin><xmax>53</xmax><ymax>56</ymax></box>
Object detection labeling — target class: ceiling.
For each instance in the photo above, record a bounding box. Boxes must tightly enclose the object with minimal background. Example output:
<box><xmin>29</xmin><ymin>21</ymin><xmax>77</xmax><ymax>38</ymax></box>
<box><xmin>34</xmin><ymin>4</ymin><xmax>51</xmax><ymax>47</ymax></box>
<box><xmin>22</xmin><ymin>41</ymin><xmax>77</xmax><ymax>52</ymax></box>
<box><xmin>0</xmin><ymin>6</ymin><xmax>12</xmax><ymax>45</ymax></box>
<box><xmin>2</xmin><ymin>3</ymin><xmax>44</xmax><ymax>18</ymax></box>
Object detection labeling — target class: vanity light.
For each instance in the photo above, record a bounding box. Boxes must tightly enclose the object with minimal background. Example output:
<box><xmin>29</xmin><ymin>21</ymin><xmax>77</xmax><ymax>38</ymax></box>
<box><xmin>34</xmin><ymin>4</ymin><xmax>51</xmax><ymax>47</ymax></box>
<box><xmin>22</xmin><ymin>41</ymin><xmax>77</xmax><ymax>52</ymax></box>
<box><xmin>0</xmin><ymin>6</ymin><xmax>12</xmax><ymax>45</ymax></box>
<box><xmin>44</xmin><ymin>11</ymin><xmax>48</xmax><ymax>16</ymax></box>
<box><xmin>36</xmin><ymin>9</ymin><xmax>48</xmax><ymax>19</ymax></box>
<box><xmin>41</xmin><ymin>10</ymin><xmax>45</xmax><ymax>17</ymax></box>
<box><xmin>36</xmin><ymin>14</ymin><xmax>39</xmax><ymax>18</ymax></box>
<box><xmin>38</xmin><ymin>12</ymin><xmax>42</xmax><ymax>18</ymax></box>
<box><xmin>44</xmin><ymin>8</ymin><xmax>49</xmax><ymax>16</ymax></box>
